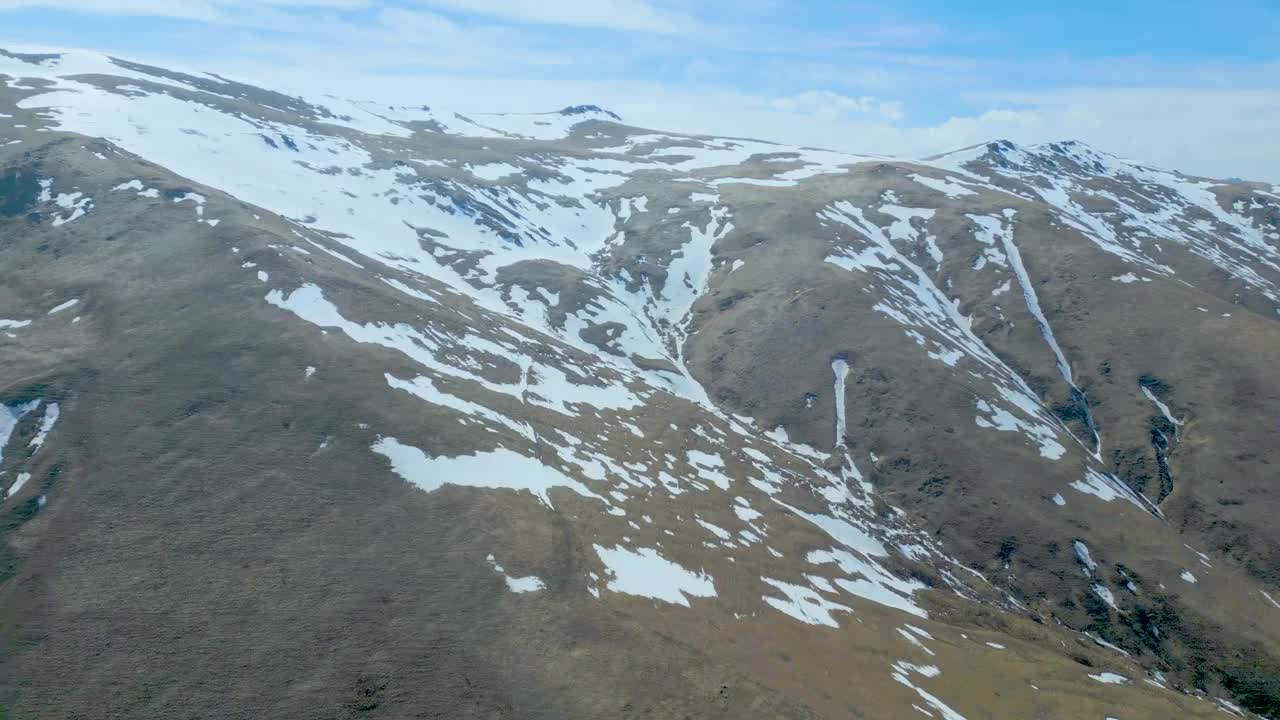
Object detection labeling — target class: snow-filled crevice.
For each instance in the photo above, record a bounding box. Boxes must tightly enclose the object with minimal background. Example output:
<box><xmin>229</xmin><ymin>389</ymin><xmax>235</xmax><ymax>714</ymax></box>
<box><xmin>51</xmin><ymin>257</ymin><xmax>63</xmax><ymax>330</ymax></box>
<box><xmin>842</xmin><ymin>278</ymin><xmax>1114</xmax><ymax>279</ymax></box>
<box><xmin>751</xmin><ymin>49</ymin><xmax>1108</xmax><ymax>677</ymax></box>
<box><xmin>1071</xmin><ymin>468</ymin><xmax>1165</xmax><ymax>518</ymax></box>
<box><xmin>644</xmin><ymin>204</ymin><xmax>734</xmax><ymax>365</ymax></box>
<box><xmin>1140</xmin><ymin>383</ymin><xmax>1181</xmax><ymax>504</ymax></box>
<box><xmin>822</xmin><ymin>201</ymin><xmax>1073</xmax><ymax>462</ymax></box>
<box><xmin>1151</xmin><ymin>422</ymin><xmax>1175</xmax><ymax>504</ymax></box>
<box><xmin>988</xmin><ymin>210</ymin><xmax>1103</xmax><ymax>461</ymax></box>
<box><xmin>832</xmin><ymin>355</ymin><xmax>850</xmax><ymax>448</ymax></box>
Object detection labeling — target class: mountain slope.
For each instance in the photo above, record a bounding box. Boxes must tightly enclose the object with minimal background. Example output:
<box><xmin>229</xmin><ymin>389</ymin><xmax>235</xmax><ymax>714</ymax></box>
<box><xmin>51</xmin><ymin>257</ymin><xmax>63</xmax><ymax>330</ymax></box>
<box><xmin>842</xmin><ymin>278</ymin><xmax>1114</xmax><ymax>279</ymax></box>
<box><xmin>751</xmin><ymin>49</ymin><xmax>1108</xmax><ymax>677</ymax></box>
<box><xmin>1</xmin><ymin>49</ymin><xmax>1278</xmax><ymax>719</ymax></box>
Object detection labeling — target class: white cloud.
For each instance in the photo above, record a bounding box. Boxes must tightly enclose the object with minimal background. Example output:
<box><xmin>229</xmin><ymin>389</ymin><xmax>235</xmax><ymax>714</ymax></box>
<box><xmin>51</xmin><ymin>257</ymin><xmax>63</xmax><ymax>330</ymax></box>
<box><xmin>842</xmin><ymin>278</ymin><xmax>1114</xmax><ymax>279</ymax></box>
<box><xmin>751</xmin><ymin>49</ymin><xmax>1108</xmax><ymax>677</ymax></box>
<box><xmin>0</xmin><ymin>0</ymin><xmax>372</xmax><ymax>24</ymax></box>
<box><xmin>771</xmin><ymin>90</ymin><xmax>904</xmax><ymax>121</ymax></box>
<box><xmin>0</xmin><ymin>0</ymin><xmax>219</xmax><ymax>20</ymax></box>
<box><xmin>407</xmin><ymin>0</ymin><xmax>699</xmax><ymax>34</ymax></box>
<box><xmin>906</xmin><ymin>88</ymin><xmax>1280</xmax><ymax>182</ymax></box>
<box><xmin>171</xmin><ymin>48</ymin><xmax>1280</xmax><ymax>183</ymax></box>
<box><xmin>3</xmin><ymin>4</ymin><xmax>1278</xmax><ymax>183</ymax></box>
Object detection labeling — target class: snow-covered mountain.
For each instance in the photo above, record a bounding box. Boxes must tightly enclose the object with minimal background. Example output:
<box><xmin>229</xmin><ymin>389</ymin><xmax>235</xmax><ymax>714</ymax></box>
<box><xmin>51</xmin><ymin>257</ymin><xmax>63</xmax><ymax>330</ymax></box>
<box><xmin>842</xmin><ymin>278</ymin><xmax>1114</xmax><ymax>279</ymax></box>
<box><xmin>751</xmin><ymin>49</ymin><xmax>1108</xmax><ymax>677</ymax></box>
<box><xmin>1</xmin><ymin>48</ymin><xmax>1278</xmax><ymax>719</ymax></box>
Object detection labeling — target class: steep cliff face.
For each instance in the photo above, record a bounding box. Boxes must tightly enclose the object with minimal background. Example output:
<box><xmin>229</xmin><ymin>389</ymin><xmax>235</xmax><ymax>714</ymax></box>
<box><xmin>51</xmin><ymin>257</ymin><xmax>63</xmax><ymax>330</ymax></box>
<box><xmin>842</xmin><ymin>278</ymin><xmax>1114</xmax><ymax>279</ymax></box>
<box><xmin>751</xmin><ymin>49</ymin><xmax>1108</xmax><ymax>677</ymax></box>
<box><xmin>1</xmin><ymin>49</ymin><xmax>1277</xmax><ymax>719</ymax></box>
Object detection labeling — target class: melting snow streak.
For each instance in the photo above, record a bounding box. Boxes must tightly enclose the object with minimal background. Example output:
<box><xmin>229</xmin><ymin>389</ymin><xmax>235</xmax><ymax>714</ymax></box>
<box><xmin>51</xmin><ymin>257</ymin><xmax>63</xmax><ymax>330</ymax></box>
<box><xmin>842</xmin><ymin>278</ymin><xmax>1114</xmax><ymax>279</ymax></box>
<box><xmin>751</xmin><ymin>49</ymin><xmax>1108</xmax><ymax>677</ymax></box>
<box><xmin>372</xmin><ymin>436</ymin><xmax>603</xmax><ymax>508</ymax></box>
<box><xmin>832</xmin><ymin>356</ymin><xmax>849</xmax><ymax>448</ymax></box>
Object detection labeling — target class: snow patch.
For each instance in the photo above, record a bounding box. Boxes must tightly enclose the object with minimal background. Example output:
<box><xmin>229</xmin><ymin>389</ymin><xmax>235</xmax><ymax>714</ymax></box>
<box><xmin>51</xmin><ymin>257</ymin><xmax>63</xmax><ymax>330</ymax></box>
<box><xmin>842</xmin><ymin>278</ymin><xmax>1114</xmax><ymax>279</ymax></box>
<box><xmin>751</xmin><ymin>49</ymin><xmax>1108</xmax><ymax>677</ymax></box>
<box><xmin>593</xmin><ymin>544</ymin><xmax>716</xmax><ymax>607</ymax></box>
<box><xmin>372</xmin><ymin>436</ymin><xmax>604</xmax><ymax>508</ymax></box>
<box><xmin>761</xmin><ymin>578</ymin><xmax>851</xmax><ymax>627</ymax></box>
<box><xmin>486</xmin><ymin>554</ymin><xmax>545</xmax><ymax>593</ymax></box>
<box><xmin>6</xmin><ymin>471</ymin><xmax>32</xmax><ymax>498</ymax></box>
<box><xmin>0</xmin><ymin>400</ymin><xmax>41</xmax><ymax>465</ymax></box>
<box><xmin>27</xmin><ymin>402</ymin><xmax>59</xmax><ymax>452</ymax></box>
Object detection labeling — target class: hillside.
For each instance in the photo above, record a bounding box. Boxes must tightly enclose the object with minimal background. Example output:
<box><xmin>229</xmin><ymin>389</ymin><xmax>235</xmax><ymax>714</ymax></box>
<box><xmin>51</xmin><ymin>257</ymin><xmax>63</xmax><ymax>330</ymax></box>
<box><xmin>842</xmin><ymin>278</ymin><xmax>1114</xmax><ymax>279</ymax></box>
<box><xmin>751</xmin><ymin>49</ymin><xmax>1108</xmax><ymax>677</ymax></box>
<box><xmin>2</xmin><ymin>48</ymin><xmax>1279</xmax><ymax>719</ymax></box>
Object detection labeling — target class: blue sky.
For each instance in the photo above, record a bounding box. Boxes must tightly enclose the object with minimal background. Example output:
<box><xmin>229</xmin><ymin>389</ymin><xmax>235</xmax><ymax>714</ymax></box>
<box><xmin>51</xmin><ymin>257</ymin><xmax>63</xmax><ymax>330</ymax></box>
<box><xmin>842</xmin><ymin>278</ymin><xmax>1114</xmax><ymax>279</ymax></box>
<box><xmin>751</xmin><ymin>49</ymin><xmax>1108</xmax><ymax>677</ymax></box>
<box><xmin>3</xmin><ymin>1</ymin><xmax>1279</xmax><ymax>181</ymax></box>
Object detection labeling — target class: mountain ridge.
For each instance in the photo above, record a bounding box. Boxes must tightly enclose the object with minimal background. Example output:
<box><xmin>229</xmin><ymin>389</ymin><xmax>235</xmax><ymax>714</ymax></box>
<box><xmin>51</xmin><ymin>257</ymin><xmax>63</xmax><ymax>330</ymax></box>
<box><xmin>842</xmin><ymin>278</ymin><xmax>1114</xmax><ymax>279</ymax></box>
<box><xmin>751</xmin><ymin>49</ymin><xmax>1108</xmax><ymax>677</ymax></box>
<box><xmin>1</xmin><ymin>45</ymin><xmax>1182</xmax><ymax>172</ymax></box>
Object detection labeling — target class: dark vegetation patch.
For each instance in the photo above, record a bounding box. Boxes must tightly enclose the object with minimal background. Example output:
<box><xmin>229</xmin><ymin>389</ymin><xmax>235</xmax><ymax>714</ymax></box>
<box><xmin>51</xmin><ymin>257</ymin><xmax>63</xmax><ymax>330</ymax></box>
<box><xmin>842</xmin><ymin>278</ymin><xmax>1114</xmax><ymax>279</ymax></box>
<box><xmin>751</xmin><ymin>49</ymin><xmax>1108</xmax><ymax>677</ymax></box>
<box><xmin>1137</xmin><ymin>374</ymin><xmax>1173</xmax><ymax>397</ymax></box>
<box><xmin>0</xmin><ymin>49</ymin><xmax>59</xmax><ymax>64</ymax></box>
<box><xmin>1150</xmin><ymin>416</ymin><xmax>1176</xmax><ymax>503</ymax></box>
<box><xmin>996</xmin><ymin>536</ymin><xmax>1019</xmax><ymax>564</ymax></box>
<box><xmin>0</xmin><ymin>165</ymin><xmax>41</xmax><ymax>218</ymax></box>
<box><xmin>0</xmin><ymin>496</ymin><xmax>44</xmax><ymax>584</ymax></box>
<box><xmin>1129</xmin><ymin>594</ymin><xmax>1280</xmax><ymax>716</ymax></box>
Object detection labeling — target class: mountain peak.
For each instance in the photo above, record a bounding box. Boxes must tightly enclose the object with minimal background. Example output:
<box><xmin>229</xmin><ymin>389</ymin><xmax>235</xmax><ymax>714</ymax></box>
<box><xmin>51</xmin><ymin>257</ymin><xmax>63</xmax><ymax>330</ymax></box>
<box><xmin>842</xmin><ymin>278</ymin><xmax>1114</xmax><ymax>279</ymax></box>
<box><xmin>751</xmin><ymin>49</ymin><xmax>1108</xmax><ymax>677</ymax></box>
<box><xmin>985</xmin><ymin>138</ymin><xmax>1097</xmax><ymax>153</ymax></box>
<box><xmin>557</xmin><ymin>104</ymin><xmax>623</xmax><ymax>122</ymax></box>
<box><xmin>943</xmin><ymin>137</ymin><xmax>1125</xmax><ymax>176</ymax></box>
